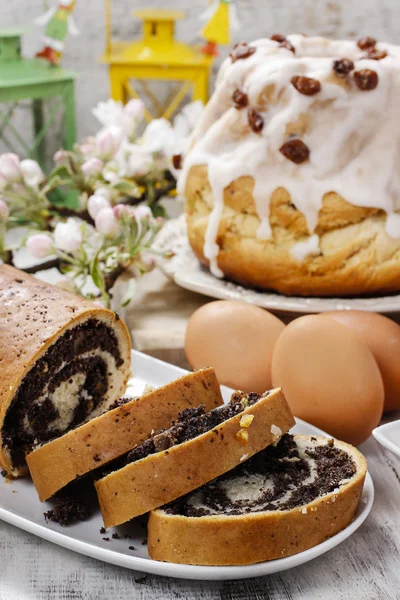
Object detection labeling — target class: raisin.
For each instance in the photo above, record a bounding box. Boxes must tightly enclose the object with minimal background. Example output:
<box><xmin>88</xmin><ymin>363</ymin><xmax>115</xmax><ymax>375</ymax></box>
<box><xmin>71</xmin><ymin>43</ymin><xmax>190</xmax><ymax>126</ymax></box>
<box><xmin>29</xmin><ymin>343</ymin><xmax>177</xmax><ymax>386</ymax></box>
<box><xmin>279</xmin><ymin>139</ymin><xmax>310</xmax><ymax>164</ymax></box>
<box><xmin>279</xmin><ymin>40</ymin><xmax>295</xmax><ymax>53</ymax></box>
<box><xmin>172</xmin><ymin>154</ymin><xmax>182</xmax><ymax>169</ymax></box>
<box><xmin>271</xmin><ymin>34</ymin><xmax>286</xmax><ymax>43</ymax></box>
<box><xmin>291</xmin><ymin>75</ymin><xmax>321</xmax><ymax>96</ymax></box>
<box><xmin>354</xmin><ymin>69</ymin><xmax>379</xmax><ymax>90</ymax></box>
<box><xmin>365</xmin><ymin>48</ymin><xmax>387</xmax><ymax>60</ymax></box>
<box><xmin>357</xmin><ymin>36</ymin><xmax>376</xmax><ymax>50</ymax></box>
<box><xmin>230</xmin><ymin>42</ymin><xmax>256</xmax><ymax>63</ymax></box>
<box><xmin>232</xmin><ymin>89</ymin><xmax>249</xmax><ymax>109</ymax></box>
<box><xmin>248</xmin><ymin>108</ymin><xmax>264</xmax><ymax>133</ymax></box>
<box><xmin>333</xmin><ymin>58</ymin><xmax>355</xmax><ymax>76</ymax></box>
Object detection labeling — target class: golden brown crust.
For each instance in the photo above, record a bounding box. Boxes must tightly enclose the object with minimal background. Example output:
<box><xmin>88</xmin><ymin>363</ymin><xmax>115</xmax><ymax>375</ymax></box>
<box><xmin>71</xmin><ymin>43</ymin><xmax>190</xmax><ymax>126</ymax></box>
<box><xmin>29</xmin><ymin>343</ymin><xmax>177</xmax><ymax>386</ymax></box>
<box><xmin>185</xmin><ymin>165</ymin><xmax>400</xmax><ymax>297</ymax></box>
<box><xmin>95</xmin><ymin>388</ymin><xmax>295</xmax><ymax>528</ymax></box>
<box><xmin>0</xmin><ymin>265</ymin><xmax>132</xmax><ymax>476</ymax></box>
<box><xmin>26</xmin><ymin>369</ymin><xmax>223</xmax><ymax>501</ymax></box>
<box><xmin>148</xmin><ymin>437</ymin><xmax>367</xmax><ymax>566</ymax></box>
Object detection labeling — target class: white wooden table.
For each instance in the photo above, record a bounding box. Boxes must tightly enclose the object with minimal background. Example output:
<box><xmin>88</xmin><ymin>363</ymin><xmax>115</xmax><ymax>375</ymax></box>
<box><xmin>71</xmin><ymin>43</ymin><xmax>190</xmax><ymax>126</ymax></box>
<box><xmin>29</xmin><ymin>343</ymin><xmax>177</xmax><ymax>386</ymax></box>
<box><xmin>1</xmin><ymin>271</ymin><xmax>400</xmax><ymax>600</ymax></box>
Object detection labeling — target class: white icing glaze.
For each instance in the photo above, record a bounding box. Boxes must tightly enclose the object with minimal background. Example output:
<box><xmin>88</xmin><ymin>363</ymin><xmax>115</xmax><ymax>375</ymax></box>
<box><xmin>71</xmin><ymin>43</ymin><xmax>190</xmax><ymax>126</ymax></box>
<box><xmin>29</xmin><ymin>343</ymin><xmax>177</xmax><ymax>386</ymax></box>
<box><xmin>290</xmin><ymin>234</ymin><xmax>320</xmax><ymax>261</ymax></box>
<box><xmin>179</xmin><ymin>34</ymin><xmax>400</xmax><ymax>275</ymax></box>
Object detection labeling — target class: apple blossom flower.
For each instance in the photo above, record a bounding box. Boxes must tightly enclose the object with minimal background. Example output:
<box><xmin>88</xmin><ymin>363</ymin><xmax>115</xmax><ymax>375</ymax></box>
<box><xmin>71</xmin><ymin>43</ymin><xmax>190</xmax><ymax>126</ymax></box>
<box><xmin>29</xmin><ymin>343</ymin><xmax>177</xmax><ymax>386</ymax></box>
<box><xmin>0</xmin><ymin>199</ymin><xmax>9</xmax><ymax>221</ymax></box>
<box><xmin>92</xmin><ymin>99</ymin><xmax>124</xmax><ymax>128</ymax></box>
<box><xmin>0</xmin><ymin>153</ymin><xmax>21</xmax><ymax>183</ymax></box>
<box><xmin>82</xmin><ymin>157</ymin><xmax>103</xmax><ymax>177</ymax></box>
<box><xmin>141</xmin><ymin>119</ymin><xmax>175</xmax><ymax>154</ymax></box>
<box><xmin>123</xmin><ymin>99</ymin><xmax>145</xmax><ymax>122</ymax></box>
<box><xmin>95</xmin><ymin>186</ymin><xmax>112</xmax><ymax>200</ymax></box>
<box><xmin>95</xmin><ymin>207</ymin><xmax>120</xmax><ymax>237</ymax></box>
<box><xmin>173</xmin><ymin>100</ymin><xmax>204</xmax><ymax>136</ymax></box>
<box><xmin>26</xmin><ymin>234</ymin><xmax>53</xmax><ymax>258</ymax></box>
<box><xmin>54</xmin><ymin>219</ymin><xmax>83</xmax><ymax>253</ymax></box>
<box><xmin>93</xmin><ymin>99</ymin><xmax>145</xmax><ymax>138</ymax></box>
<box><xmin>87</xmin><ymin>194</ymin><xmax>111</xmax><ymax>220</ymax></box>
<box><xmin>96</xmin><ymin>126</ymin><xmax>123</xmax><ymax>158</ymax></box>
<box><xmin>20</xmin><ymin>159</ymin><xmax>45</xmax><ymax>189</ymax></box>
<box><xmin>133</xmin><ymin>204</ymin><xmax>152</xmax><ymax>221</ymax></box>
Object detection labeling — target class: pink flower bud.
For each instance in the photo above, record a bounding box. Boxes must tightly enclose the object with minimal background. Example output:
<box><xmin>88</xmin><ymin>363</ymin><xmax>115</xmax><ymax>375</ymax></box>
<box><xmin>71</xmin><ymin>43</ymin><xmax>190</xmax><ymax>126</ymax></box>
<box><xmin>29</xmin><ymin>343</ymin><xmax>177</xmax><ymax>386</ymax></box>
<box><xmin>0</xmin><ymin>153</ymin><xmax>21</xmax><ymax>183</ymax></box>
<box><xmin>79</xmin><ymin>139</ymin><xmax>97</xmax><ymax>156</ymax></box>
<box><xmin>87</xmin><ymin>194</ymin><xmax>111</xmax><ymax>220</ymax></box>
<box><xmin>96</xmin><ymin>127</ymin><xmax>122</xmax><ymax>158</ymax></box>
<box><xmin>113</xmin><ymin>203</ymin><xmax>131</xmax><ymax>219</ymax></box>
<box><xmin>20</xmin><ymin>159</ymin><xmax>45</xmax><ymax>189</ymax></box>
<box><xmin>0</xmin><ymin>199</ymin><xmax>9</xmax><ymax>221</ymax></box>
<box><xmin>54</xmin><ymin>219</ymin><xmax>83</xmax><ymax>253</ymax></box>
<box><xmin>53</xmin><ymin>149</ymin><xmax>69</xmax><ymax>163</ymax></box>
<box><xmin>82</xmin><ymin>157</ymin><xmax>103</xmax><ymax>177</ymax></box>
<box><xmin>95</xmin><ymin>207</ymin><xmax>120</xmax><ymax>238</ymax></box>
<box><xmin>124</xmin><ymin>99</ymin><xmax>145</xmax><ymax>121</ymax></box>
<box><xmin>26</xmin><ymin>234</ymin><xmax>53</xmax><ymax>258</ymax></box>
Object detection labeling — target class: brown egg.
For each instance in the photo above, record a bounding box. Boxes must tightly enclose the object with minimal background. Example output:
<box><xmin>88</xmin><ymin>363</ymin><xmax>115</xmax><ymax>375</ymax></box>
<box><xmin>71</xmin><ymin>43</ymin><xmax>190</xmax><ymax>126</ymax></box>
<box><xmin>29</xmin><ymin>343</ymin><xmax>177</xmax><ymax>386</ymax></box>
<box><xmin>271</xmin><ymin>314</ymin><xmax>384</xmax><ymax>446</ymax></box>
<box><xmin>185</xmin><ymin>301</ymin><xmax>285</xmax><ymax>394</ymax></box>
<box><xmin>324</xmin><ymin>311</ymin><xmax>400</xmax><ymax>412</ymax></box>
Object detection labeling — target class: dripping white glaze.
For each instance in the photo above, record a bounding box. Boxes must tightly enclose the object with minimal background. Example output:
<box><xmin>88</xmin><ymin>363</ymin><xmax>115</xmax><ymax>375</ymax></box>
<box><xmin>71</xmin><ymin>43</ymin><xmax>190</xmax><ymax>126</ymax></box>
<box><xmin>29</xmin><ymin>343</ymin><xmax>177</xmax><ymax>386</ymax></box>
<box><xmin>179</xmin><ymin>34</ymin><xmax>400</xmax><ymax>275</ymax></box>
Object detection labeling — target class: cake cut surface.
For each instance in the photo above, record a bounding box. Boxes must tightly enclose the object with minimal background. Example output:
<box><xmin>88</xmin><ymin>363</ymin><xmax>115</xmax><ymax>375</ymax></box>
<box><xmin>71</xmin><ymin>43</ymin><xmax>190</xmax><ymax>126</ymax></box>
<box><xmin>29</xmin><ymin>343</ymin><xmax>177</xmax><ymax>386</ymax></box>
<box><xmin>26</xmin><ymin>368</ymin><xmax>223</xmax><ymax>501</ymax></box>
<box><xmin>95</xmin><ymin>388</ymin><xmax>295</xmax><ymax>528</ymax></box>
<box><xmin>182</xmin><ymin>35</ymin><xmax>400</xmax><ymax>296</ymax></box>
<box><xmin>163</xmin><ymin>434</ymin><xmax>356</xmax><ymax>517</ymax></box>
<box><xmin>0</xmin><ymin>265</ymin><xmax>132</xmax><ymax>477</ymax></box>
<box><xmin>148</xmin><ymin>434</ymin><xmax>367</xmax><ymax>565</ymax></box>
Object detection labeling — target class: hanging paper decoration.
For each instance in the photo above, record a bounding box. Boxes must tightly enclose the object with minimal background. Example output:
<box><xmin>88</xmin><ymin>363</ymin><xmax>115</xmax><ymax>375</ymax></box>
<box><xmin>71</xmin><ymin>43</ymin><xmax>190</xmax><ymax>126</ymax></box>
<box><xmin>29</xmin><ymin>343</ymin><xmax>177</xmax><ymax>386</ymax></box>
<box><xmin>199</xmin><ymin>0</ymin><xmax>240</xmax><ymax>57</ymax></box>
<box><xmin>35</xmin><ymin>0</ymin><xmax>79</xmax><ymax>65</ymax></box>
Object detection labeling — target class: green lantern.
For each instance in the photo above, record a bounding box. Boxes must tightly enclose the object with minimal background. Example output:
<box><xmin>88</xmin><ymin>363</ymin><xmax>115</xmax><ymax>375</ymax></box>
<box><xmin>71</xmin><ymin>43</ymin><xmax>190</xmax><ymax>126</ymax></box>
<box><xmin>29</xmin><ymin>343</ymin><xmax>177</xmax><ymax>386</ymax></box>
<box><xmin>0</xmin><ymin>27</ymin><xmax>77</xmax><ymax>169</ymax></box>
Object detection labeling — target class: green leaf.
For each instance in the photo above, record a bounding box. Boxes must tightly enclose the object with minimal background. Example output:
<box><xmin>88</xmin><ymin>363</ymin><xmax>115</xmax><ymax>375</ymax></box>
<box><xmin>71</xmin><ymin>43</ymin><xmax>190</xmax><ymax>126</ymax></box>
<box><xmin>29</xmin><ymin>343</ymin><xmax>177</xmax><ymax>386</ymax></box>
<box><xmin>90</xmin><ymin>252</ymin><xmax>107</xmax><ymax>298</ymax></box>
<box><xmin>113</xmin><ymin>180</ymin><xmax>141</xmax><ymax>197</ymax></box>
<box><xmin>120</xmin><ymin>277</ymin><xmax>136</xmax><ymax>307</ymax></box>
<box><xmin>48</xmin><ymin>165</ymin><xmax>71</xmax><ymax>180</ymax></box>
<box><xmin>151</xmin><ymin>204</ymin><xmax>167</xmax><ymax>219</ymax></box>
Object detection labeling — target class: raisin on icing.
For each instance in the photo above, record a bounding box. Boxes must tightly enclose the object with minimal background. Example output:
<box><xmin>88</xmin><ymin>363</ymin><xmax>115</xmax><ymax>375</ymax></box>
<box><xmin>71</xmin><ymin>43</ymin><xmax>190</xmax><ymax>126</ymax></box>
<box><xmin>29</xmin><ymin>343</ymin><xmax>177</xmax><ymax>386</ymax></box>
<box><xmin>270</xmin><ymin>34</ymin><xmax>286</xmax><ymax>43</ymax></box>
<box><xmin>229</xmin><ymin>42</ymin><xmax>256</xmax><ymax>63</ymax></box>
<box><xmin>280</xmin><ymin>139</ymin><xmax>310</xmax><ymax>164</ymax></box>
<box><xmin>248</xmin><ymin>108</ymin><xmax>264</xmax><ymax>133</ymax></box>
<box><xmin>291</xmin><ymin>75</ymin><xmax>321</xmax><ymax>96</ymax></box>
<box><xmin>354</xmin><ymin>69</ymin><xmax>379</xmax><ymax>90</ymax></box>
<box><xmin>333</xmin><ymin>58</ymin><xmax>355</xmax><ymax>76</ymax></box>
<box><xmin>232</xmin><ymin>89</ymin><xmax>249</xmax><ymax>109</ymax></box>
<box><xmin>357</xmin><ymin>36</ymin><xmax>377</xmax><ymax>50</ymax></box>
<box><xmin>279</xmin><ymin>40</ymin><xmax>295</xmax><ymax>53</ymax></box>
<box><xmin>172</xmin><ymin>154</ymin><xmax>182</xmax><ymax>169</ymax></box>
<box><xmin>365</xmin><ymin>48</ymin><xmax>388</xmax><ymax>60</ymax></box>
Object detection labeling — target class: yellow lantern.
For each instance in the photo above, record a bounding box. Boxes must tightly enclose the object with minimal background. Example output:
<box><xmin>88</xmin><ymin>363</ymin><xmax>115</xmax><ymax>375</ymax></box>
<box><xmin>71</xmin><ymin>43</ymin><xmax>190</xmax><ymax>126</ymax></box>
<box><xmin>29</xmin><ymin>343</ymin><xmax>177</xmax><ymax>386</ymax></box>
<box><xmin>101</xmin><ymin>4</ymin><xmax>213</xmax><ymax>122</ymax></box>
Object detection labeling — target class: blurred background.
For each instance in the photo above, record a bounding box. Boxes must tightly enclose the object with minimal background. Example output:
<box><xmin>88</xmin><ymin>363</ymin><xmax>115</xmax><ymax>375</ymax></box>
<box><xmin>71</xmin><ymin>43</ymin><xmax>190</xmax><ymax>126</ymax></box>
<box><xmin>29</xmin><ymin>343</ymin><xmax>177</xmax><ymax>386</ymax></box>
<box><xmin>2</xmin><ymin>0</ymin><xmax>397</xmax><ymax>139</ymax></box>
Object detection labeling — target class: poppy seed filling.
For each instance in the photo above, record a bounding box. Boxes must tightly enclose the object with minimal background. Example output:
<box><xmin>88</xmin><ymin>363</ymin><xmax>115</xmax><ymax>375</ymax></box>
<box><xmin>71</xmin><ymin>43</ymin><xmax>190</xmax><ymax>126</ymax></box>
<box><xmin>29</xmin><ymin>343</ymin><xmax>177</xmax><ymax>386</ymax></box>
<box><xmin>109</xmin><ymin>391</ymin><xmax>266</xmax><ymax>471</ymax></box>
<box><xmin>2</xmin><ymin>320</ymin><xmax>123</xmax><ymax>467</ymax></box>
<box><xmin>163</xmin><ymin>434</ymin><xmax>357</xmax><ymax>517</ymax></box>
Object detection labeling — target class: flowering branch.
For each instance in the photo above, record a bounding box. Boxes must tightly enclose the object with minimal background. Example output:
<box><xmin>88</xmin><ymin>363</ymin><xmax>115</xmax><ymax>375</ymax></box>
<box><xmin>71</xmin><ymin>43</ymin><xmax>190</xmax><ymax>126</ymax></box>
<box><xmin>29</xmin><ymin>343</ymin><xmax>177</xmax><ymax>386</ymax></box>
<box><xmin>0</xmin><ymin>98</ymin><xmax>203</xmax><ymax>308</ymax></box>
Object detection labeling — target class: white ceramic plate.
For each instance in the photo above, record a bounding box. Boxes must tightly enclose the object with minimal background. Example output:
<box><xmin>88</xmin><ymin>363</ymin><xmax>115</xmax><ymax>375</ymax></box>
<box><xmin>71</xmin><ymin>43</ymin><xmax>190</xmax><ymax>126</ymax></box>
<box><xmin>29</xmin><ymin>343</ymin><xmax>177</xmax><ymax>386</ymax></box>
<box><xmin>0</xmin><ymin>350</ymin><xmax>374</xmax><ymax>581</ymax></box>
<box><xmin>154</xmin><ymin>216</ymin><xmax>400</xmax><ymax>314</ymax></box>
<box><xmin>373</xmin><ymin>420</ymin><xmax>400</xmax><ymax>459</ymax></box>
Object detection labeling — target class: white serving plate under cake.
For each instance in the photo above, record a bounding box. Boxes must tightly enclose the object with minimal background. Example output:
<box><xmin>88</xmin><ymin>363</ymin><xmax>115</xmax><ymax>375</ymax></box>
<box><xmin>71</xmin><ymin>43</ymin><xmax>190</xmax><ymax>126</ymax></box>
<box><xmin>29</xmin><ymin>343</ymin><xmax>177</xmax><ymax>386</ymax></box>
<box><xmin>155</xmin><ymin>217</ymin><xmax>400</xmax><ymax>315</ymax></box>
<box><xmin>0</xmin><ymin>350</ymin><xmax>374</xmax><ymax>581</ymax></box>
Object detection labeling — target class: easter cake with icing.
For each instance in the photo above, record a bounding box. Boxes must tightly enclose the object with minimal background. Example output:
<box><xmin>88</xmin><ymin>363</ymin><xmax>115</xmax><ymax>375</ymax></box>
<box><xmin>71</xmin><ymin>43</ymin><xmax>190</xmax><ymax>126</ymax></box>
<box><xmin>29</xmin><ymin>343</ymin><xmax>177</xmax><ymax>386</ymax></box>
<box><xmin>182</xmin><ymin>35</ymin><xmax>400</xmax><ymax>296</ymax></box>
